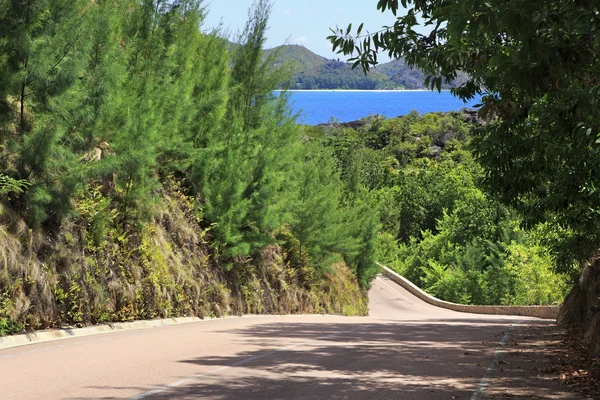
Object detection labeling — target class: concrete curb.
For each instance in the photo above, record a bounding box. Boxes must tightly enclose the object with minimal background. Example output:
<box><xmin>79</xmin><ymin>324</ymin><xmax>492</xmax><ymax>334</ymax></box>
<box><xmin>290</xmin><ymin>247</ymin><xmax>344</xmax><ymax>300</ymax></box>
<box><xmin>0</xmin><ymin>316</ymin><xmax>204</xmax><ymax>351</ymax></box>
<box><xmin>1</xmin><ymin>265</ymin><xmax>559</xmax><ymax>351</ymax></box>
<box><xmin>0</xmin><ymin>314</ymin><xmax>341</xmax><ymax>352</ymax></box>
<box><xmin>379</xmin><ymin>263</ymin><xmax>560</xmax><ymax>320</ymax></box>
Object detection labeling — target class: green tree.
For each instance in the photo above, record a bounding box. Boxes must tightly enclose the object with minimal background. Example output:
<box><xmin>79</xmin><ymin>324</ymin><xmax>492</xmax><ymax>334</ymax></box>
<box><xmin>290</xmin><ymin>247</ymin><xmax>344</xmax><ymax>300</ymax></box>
<box><xmin>66</xmin><ymin>0</ymin><xmax>126</xmax><ymax>152</ymax></box>
<box><xmin>198</xmin><ymin>109</ymin><xmax>300</xmax><ymax>262</ymax></box>
<box><xmin>227</xmin><ymin>0</ymin><xmax>288</xmax><ymax>130</ymax></box>
<box><xmin>0</xmin><ymin>0</ymin><xmax>91</xmax><ymax>226</ymax></box>
<box><xmin>109</xmin><ymin>1</ymin><xmax>161</xmax><ymax>225</ymax></box>
<box><xmin>195</xmin><ymin>0</ymin><xmax>299</xmax><ymax>264</ymax></box>
<box><xmin>344</xmin><ymin>194</ymin><xmax>380</xmax><ymax>289</ymax></box>
<box><xmin>288</xmin><ymin>146</ymin><xmax>357</xmax><ymax>271</ymax></box>
<box><xmin>108</xmin><ymin>0</ymin><xmax>199</xmax><ymax>225</ymax></box>
<box><xmin>185</xmin><ymin>33</ymin><xmax>230</xmax><ymax>148</ymax></box>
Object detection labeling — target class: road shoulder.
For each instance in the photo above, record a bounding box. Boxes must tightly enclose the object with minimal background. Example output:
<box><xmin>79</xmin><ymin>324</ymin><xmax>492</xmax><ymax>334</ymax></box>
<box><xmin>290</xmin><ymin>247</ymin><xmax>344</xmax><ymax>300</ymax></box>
<box><xmin>485</xmin><ymin>322</ymin><xmax>591</xmax><ymax>399</ymax></box>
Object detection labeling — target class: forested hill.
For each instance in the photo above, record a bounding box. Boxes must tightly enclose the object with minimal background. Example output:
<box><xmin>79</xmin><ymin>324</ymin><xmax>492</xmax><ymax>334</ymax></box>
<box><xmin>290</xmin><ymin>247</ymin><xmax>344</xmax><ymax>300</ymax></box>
<box><xmin>265</xmin><ymin>45</ymin><xmax>433</xmax><ymax>90</ymax></box>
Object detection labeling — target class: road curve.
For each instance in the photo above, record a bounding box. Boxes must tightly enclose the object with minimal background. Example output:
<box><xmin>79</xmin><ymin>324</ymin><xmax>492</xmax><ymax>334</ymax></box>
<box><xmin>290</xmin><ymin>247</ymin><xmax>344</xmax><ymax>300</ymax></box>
<box><xmin>0</xmin><ymin>276</ymin><xmax>577</xmax><ymax>399</ymax></box>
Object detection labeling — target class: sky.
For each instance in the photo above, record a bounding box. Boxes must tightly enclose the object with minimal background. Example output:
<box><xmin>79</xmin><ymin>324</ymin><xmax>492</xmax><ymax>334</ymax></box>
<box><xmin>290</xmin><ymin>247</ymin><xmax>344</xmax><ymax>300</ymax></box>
<box><xmin>202</xmin><ymin>0</ymin><xmax>402</xmax><ymax>61</ymax></box>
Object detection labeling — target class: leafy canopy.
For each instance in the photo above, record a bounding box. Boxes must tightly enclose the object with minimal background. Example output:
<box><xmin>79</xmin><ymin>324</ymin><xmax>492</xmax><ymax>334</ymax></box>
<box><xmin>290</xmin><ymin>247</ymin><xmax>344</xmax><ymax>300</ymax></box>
<box><xmin>330</xmin><ymin>0</ymin><xmax>600</xmax><ymax>268</ymax></box>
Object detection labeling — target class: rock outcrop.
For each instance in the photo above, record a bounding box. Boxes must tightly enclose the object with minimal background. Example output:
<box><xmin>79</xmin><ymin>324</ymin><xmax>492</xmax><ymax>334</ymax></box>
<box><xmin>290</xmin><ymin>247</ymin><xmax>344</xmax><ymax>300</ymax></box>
<box><xmin>558</xmin><ymin>254</ymin><xmax>600</xmax><ymax>356</ymax></box>
<box><xmin>318</xmin><ymin>119</ymin><xmax>370</xmax><ymax>130</ymax></box>
<box><xmin>462</xmin><ymin>108</ymin><xmax>485</xmax><ymax>125</ymax></box>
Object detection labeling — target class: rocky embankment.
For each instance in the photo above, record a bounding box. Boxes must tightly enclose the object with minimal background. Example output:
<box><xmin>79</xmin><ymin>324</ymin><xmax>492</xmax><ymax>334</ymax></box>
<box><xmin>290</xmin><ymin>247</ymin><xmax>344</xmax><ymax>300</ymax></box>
<box><xmin>0</xmin><ymin>179</ymin><xmax>367</xmax><ymax>336</ymax></box>
<box><xmin>559</xmin><ymin>254</ymin><xmax>600</xmax><ymax>356</ymax></box>
<box><xmin>319</xmin><ymin>108</ymin><xmax>482</xmax><ymax>159</ymax></box>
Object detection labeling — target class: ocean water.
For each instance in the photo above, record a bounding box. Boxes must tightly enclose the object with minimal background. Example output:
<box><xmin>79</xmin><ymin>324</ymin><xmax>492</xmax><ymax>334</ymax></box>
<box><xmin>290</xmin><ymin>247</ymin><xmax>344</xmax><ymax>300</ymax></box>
<box><xmin>283</xmin><ymin>90</ymin><xmax>480</xmax><ymax>125</ymax></box>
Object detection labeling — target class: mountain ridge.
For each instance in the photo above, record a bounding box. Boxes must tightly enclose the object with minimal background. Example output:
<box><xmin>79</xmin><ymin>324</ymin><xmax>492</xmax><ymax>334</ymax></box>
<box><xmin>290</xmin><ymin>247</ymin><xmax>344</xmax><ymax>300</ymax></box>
<box><xmin>265</xmin><ymin>44</ymin><xmax>431</xmax><ymax>90</ymax></box>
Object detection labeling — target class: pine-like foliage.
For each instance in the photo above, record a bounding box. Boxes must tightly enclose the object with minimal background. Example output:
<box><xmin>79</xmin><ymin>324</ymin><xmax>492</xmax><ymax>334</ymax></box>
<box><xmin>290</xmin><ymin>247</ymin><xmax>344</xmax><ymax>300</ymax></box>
<box><xmin>0</xmin><ymin>0</ymin><xmax>92</xmax><ymax>226</ymax></box>
<box><xmin>0</xmin><ymin>0</ymin><xmax>379</xmax><ymax>319</ymax></box>
<box><xmin>109</xmin><ymin>0</ymin><xmax>177</xmax><ymax>225</ymax></box>
<box><xmin>288</xmin><ymin>146</ymin><xmax>356</xmax><ymax>271</ymax></box>
<box><xmin>196</xmin><ymin>0</ymin><xmax>299</xmax><ymax>265</ymax></box>
<box><xmin>227</xmin><ymin>0</ymin><xmax>287</xmax><ymax>130</ymax></box>
<box><xmin>344</xmin><ymin>195</ymin><xmax>380</xmax><ymax>289</ymax></box>
<box><xmin>68</xmin><ymin>0</ymin><xmax>126</xmax><ymax>152</ymax></box>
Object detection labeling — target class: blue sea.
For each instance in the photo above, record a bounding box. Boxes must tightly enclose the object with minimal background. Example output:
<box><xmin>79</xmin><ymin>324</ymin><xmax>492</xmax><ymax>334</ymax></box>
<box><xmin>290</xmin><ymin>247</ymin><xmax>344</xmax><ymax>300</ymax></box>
<box><xmin>282</xmin><ymin>90</ymin><xmax>480</xmax><ymax>125</ymax></box>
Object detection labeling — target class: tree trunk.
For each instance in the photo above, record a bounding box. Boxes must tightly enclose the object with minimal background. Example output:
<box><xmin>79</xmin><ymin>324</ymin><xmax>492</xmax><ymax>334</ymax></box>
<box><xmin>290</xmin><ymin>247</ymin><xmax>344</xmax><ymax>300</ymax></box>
<box><xmin>558</xmin><ymin>252</ymin><xmax>600</xmax><ymax>357</ymax></box>
<box><xmin>20</xmin><ymin>0</ymin><xmax>31</xmax><ymax>135</ymax></box>
<box><xmin>20</xmin><ymin>76</ymin><xmax>27</xmax><ymax>134</ymax></box>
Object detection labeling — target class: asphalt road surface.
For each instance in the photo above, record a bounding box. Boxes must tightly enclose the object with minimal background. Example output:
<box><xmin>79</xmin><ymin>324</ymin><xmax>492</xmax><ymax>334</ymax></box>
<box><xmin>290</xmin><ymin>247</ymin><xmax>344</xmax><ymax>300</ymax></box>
<box><xmin>0</xmin><ymin>275</ymin><xmax>578</xmax><ymax>400</ymax></box>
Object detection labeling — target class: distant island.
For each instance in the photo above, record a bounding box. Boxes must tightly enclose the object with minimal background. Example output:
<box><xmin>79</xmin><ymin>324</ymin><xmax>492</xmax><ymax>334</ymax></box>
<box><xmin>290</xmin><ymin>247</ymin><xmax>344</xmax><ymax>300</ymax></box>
<box><xmin>264</xmin><ymin>45</ymin><xmax>467</xmax><ymax>90</ymax></box>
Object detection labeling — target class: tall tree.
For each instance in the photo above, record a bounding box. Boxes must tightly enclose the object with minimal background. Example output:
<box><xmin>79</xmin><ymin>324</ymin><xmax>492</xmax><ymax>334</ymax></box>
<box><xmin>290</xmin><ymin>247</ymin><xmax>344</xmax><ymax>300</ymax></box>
<box><xmin>108</xmin><ymin>0</ymin><xmax>174</xmax><ymax>225</ymax></box>
<box><xmin>196</xmin><ymin>0</ymin><xmax>298</xmax><ymax>264</ymax></box>
<box><xmin>0</xmin><ymin>0</ymin><xmax>91</xmax><ymax>226</ymax></box>
<box><xmin>70</xmin><ymin>0</ymin><xmax>127</xmax><ymax>152</ymax></box>
<box><xmin>159</xmin><ymin>4</ymin><xmax>230</xmax><ymax>172</ymax></box>
<box><xmin>288</xmin><ymin>145</ymin><xmax>358</xmax><ymax>271</ymax></box>
<box><xmin>227</xmin><ymin>0</ymin><xmax>289</xmax><ymax>130</ymax></box>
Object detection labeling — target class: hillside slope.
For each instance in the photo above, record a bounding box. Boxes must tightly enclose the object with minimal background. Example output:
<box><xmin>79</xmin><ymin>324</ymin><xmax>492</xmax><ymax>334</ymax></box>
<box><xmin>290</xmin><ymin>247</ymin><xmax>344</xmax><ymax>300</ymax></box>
<box><xmin>266</xmin><ymin>45</ymin><xmax>416</xmax><ymax>89</ymax></box>
<box><xmin>0</xmin><ymin>178</ymin><xmax>367</xmax><ymax>335</ymax></box>
<box><xmin>267</xmin><ymin>45</ymin><xmax>469</xmax><ymax>90</ymax></box>
<box><xmin>374</xmin><ymin>59</ymin><xmax>430</xmax><ymax>89</ymax></box>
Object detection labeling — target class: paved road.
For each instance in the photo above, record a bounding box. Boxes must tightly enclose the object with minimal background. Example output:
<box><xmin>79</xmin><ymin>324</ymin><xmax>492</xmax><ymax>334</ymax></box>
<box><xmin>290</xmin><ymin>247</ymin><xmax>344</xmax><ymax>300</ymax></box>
<box><xmin>0</xmin><ymin>276</ymin><xmax>577</xmax><ymax>399</ymax></box>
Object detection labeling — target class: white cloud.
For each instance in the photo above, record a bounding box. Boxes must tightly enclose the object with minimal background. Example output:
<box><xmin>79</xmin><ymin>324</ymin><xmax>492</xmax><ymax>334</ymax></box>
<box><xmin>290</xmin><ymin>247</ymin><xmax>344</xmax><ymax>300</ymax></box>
<box><xmin>295</xmin><ymin>36</ymin><xmax>308</xmax><ymax>45</ymax></box>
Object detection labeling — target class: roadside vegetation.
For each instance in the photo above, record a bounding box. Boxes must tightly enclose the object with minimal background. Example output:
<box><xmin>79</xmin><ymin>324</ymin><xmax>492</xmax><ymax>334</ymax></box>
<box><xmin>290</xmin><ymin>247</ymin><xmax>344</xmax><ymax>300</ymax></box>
<box><xmin>0</xmin><ymin>0</ymin><xmax>374</xmax><ymax>335</ymax></box>
<box><xmin>312</xmin><ymin>112</ymin><xmax>568</xmax><ymax>306</ymax></box>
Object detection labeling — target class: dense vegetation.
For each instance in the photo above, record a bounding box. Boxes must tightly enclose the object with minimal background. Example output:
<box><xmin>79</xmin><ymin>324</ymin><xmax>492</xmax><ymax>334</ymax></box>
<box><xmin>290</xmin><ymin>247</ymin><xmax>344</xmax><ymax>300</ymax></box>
<box><xmin>331</xmin><ymin>0</ymin><xmax>600</xmax><ymax>270</ymax></box>
<box><xmin>314</xmin><ymin>112</ymin><xmax>567</xmax><ymax>305</ymax></box>
<box><xmin>330</xmin><ymin>0</ymin><xmax>600</xmax><ymax>354</ymax></box>
<box><xmin>0</xmin><ymin>0</ymin><xmax>376</xmax><ymax>335</ymax></box>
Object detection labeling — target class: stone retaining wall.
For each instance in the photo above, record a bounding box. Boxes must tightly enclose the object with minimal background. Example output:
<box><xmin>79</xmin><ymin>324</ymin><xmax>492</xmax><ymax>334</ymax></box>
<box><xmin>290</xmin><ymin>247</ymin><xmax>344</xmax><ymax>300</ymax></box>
<box><xmin>379</xmin><ymin>264</ymin><xmax>560</xmax><ymax>320</ymax></box>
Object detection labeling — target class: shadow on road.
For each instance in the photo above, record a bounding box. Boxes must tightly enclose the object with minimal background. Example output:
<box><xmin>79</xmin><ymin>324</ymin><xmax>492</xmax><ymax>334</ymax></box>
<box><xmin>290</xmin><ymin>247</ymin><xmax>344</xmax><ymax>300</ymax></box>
<box><xmin>82</xmin><ymin>318</ymin><xmax>574</xmax><ymax>400</ymax></box>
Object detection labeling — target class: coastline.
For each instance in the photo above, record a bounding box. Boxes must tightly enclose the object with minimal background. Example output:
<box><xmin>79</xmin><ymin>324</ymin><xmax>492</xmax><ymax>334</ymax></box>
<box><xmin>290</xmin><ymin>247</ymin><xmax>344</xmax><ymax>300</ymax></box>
<box><xmin>274</xmin><ymin>90</ymin><xmax>478</xmax><ymax>125</ymax></box>
<box><xmin>273</xmin><ymin>89</ymin><xmax>445</xmax><ymax>93</ymax></box>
